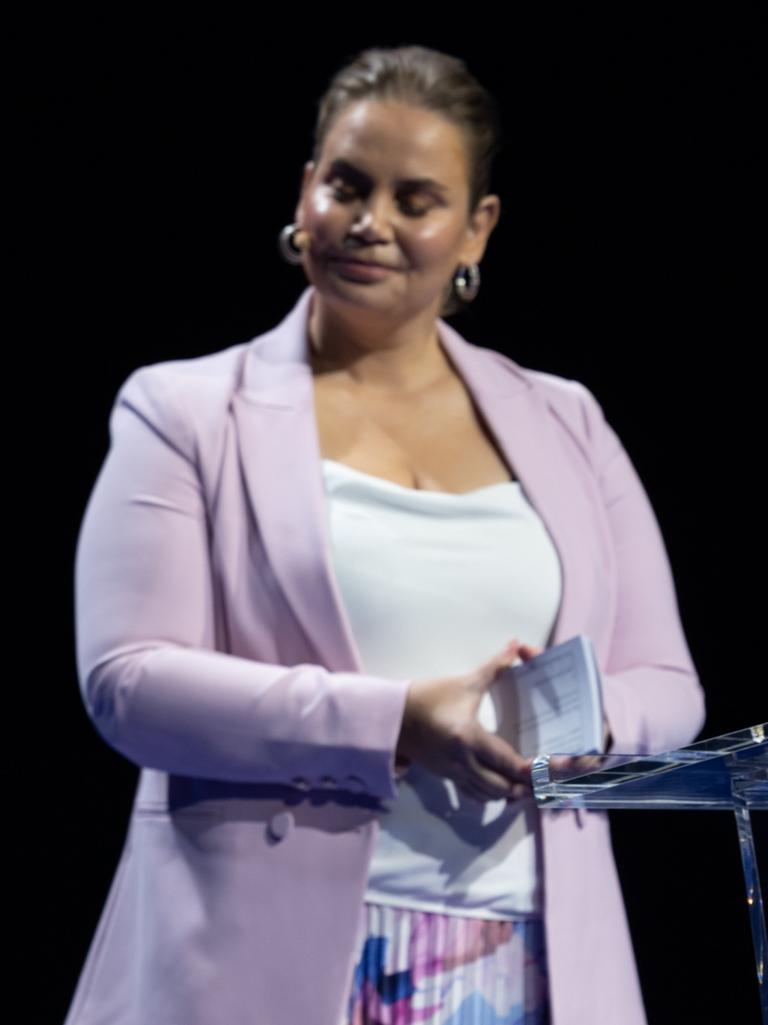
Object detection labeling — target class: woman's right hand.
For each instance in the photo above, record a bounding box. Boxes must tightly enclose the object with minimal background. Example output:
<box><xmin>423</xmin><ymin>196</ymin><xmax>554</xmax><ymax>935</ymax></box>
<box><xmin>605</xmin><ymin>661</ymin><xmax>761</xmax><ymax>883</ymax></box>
<box><xmin>395</xmin><ymin>639</ymin><xmax>533</xmax><ymax>803</ymax></box>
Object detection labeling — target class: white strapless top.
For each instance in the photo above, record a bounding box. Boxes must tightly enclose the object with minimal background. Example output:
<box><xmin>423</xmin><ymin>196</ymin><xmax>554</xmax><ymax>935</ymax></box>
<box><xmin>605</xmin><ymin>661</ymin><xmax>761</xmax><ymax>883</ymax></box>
<box><xmin>321</xmin><ymin>458</ymin><xmax>563</xmax><ymax>919</ymax></box>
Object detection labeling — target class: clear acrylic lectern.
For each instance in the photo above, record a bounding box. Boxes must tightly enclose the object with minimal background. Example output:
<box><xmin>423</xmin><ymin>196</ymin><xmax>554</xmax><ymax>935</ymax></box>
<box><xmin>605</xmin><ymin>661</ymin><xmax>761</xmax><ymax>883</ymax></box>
<box><xmin>532</xmin><ymin>724</ymin><xmax>767</xmax><ymax>1022</ymax></box>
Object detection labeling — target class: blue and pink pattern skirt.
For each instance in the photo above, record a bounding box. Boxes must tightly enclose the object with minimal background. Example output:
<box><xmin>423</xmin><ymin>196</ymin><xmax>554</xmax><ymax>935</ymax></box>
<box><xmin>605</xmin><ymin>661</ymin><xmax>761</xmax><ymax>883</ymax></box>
<box><xmin>341</xmin><ymin>901</ymin><xmax>550</xmax><ymax>1024</ymax></box>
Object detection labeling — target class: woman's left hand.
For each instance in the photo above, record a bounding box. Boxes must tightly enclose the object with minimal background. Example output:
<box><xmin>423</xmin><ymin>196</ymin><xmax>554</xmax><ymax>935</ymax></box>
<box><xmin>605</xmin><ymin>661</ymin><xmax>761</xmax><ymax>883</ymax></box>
<box><xmin>513</xmin><ymin>642</ymin><xmax>612</xmax><ymax>787</ymax></box>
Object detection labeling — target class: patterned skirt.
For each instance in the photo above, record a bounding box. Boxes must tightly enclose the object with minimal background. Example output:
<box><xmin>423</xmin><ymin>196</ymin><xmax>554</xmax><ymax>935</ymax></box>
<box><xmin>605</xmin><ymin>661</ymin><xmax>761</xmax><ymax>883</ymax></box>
<box><xmin>340</xmin><ymin>901</ymin><xmax>550</xmax><ymax>1025</ymax></box>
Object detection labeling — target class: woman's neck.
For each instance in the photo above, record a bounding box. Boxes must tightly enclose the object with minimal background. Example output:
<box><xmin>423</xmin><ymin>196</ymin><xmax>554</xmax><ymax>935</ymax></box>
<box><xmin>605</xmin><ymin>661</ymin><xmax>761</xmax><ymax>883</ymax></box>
<box><xmin>307</xmin><ymin>294</ymin><xmax>453</xmax><ymax>393</ymax></box>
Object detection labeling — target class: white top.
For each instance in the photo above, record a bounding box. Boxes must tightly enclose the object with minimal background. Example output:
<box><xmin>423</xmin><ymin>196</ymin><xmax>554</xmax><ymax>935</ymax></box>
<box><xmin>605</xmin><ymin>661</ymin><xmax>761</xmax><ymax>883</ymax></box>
<box><xmin>321</xmin><ymin>458</ymin><xmax>563</xmax><ymax>920</ymax></box>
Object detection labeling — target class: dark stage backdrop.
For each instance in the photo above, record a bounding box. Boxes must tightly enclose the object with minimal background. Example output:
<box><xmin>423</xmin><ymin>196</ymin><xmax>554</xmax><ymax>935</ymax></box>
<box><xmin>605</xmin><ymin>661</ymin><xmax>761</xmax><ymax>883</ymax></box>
<box><xmin>17</xmin><ymin>12</ymin><xmax>763</xmax><ymax>1025</ymax></box>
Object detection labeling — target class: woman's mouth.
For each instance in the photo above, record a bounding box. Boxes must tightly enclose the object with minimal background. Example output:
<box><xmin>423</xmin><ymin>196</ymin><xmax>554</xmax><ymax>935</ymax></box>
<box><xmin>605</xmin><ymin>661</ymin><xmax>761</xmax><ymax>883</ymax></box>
<box><xmin>327</xmin><ymin>256</ymin><xmax>400</xmax><ymax>281</ymax></box>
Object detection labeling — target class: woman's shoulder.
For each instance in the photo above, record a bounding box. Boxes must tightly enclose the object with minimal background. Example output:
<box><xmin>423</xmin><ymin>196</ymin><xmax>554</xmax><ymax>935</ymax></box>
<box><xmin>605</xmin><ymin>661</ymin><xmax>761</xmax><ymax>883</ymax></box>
<box><xmin>118</xmin><ymin>339</ymin><xmax>250</xmax><ymax>405</ymax></box>
<box><xmin>472</xmin><ymin>342</ymin><xmax>623</xmax><ymax>476</ymax></box>
<box><xmin>113</xmin><ymin>290</ymin><xmax>309</xmax><ymax>413</ymax></box>
<box><xmin>107</xmin><ymin>340</ymin><xmax>253</xmax><ymax>461</ymax></box>
<box><xmin>458</xmin><ymin>332</ymin><xmax>607</xmax><ymax>435</ymax></box>
<box><xmin>442</xmin><ymin>316</ymin><xmax>596</xmax><ymax>405</ymax></box>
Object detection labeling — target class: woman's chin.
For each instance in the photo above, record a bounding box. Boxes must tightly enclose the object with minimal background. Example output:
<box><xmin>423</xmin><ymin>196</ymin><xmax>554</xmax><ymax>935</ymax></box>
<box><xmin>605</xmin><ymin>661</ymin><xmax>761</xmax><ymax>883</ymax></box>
<box><xmin>311</xmin><ymin>270</ymin><xmax>401</xmax><ymax>312</ymax></box>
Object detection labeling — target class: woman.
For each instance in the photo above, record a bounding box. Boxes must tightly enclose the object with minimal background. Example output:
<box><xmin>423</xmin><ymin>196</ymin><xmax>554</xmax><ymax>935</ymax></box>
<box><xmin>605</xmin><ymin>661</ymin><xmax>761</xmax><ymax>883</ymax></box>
<box><xmin>66</xmin><ymin>46</ymin><xmax>705</xmax><ymax>1025</ymax></box>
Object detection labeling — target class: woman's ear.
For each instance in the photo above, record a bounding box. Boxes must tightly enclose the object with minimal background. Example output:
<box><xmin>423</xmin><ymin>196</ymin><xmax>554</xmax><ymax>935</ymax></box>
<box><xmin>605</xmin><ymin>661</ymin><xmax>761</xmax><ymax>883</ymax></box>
<box><xmin>294</xmin><ymin>161</ymin><xmax>316</xmax><ymax>223</ymax></box>
<box><xmin>460</xmin><ymin>194</ymin><xmax>501</xmax><ymax>267</ymax></box>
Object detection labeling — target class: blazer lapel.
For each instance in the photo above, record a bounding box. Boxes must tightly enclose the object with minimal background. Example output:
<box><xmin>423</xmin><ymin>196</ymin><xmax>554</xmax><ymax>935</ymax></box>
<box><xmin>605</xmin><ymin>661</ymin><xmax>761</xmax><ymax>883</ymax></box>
<box><xmin>435</xmin><ymin>315</ymin><xmax>593</xmax><ymax>649</ymax></box>
<box><xmin>232</xmin><ymin>288</ymin><xmax>363</xmax><ymax>672</ymax></box>
<box><xmin>232</xmin><ymin>286</ymin><xmax>590</xmax><ymax>674</ymax></box>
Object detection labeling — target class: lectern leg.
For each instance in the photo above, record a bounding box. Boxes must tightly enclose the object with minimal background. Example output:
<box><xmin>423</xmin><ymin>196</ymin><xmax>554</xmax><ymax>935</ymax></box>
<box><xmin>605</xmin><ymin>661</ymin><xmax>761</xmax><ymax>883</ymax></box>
<box><xmin>733</xmin><ymin>804</ymin><xmax>766</xmax><ymax>1023</ymax></box>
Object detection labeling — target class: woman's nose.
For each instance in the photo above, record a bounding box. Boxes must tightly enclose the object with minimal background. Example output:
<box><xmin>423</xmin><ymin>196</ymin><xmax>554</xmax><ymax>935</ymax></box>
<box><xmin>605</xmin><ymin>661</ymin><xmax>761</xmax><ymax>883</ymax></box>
<box><xmin>348</xmin><ymin>196</ymin><xmax>394</xmax><ymax>241</ymax></box>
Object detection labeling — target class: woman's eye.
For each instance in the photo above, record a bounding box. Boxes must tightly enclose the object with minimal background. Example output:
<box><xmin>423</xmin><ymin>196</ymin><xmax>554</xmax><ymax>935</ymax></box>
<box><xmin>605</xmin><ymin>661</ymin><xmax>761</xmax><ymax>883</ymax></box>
<box><xmin>328</xmin><ymin>180</ymin><xmax>432</xmax><ymax>216</ymax></box>
<box><xmin>330</xmin><ymin>181</ymin><xmax>357</xmax><ymax>200</ymax></box>
<box><xmin>400</xmin><ymin>196</ymin><xmax>431</xmax><ymax>217</ymax></box>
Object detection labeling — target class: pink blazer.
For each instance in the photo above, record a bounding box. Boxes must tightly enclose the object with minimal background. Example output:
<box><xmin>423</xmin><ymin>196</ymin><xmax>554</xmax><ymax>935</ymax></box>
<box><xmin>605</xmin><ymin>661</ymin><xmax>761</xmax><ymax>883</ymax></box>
<box><xmin>65</xmin><ymin>285</ymin><xmax>705</xmax><ymax>1025</ymax></box>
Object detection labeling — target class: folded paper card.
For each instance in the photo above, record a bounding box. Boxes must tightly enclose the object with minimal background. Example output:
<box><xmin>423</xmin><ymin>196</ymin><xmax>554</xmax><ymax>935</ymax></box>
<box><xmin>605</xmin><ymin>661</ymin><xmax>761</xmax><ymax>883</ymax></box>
<box><xmin>477</xmin><ymin>634</ymin><xmax>605</xmax><ymax>758</ymax></box>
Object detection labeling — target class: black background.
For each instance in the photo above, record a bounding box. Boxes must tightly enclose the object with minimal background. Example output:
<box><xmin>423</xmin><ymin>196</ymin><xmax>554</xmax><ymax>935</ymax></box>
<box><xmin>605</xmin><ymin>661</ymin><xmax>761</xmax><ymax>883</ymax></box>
<box><xmin>16</xmin><ymin>10</ymin><xmax>764</xmax><ymax>1024</ymax></box>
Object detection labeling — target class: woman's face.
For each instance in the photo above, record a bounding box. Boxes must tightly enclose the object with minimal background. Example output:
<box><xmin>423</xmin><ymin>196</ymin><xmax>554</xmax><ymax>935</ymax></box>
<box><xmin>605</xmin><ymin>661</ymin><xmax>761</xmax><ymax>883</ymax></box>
<box><xmin>293</xmin><ymin>100</ymin><xmax>500</xmax><ymax>323</ymax></box>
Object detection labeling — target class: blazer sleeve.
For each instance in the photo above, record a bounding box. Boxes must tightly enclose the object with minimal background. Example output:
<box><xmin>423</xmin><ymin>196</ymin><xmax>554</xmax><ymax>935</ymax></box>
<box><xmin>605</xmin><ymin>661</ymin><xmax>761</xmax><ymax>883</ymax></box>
<box><xmin>74</xmin><ymin>366</ymin><xmax>412</xmax><ymax>800</ymax></box>
<box><xmin>576</xmin><ymin>382</ymin><xmax>707</xmax><ymax>756</ymax></box>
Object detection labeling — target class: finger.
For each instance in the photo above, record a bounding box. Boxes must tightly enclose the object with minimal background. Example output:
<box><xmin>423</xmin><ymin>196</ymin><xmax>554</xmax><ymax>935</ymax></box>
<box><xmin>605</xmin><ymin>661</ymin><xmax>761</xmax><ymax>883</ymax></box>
<box><xmin>505</xmin><ymin>782</ymin><xmax>530</xmax><ymax>803</ymax></box>
<box><xmin>460</xmin><ymin>760</ymin><xmax>532</xmax><ymax>803</ymax></box>
<box><xmin>473</xmin><ymin>729</ymin><xmax>533</xmax><ymax>785</ymax></box>
<box><xmin>569</xmin><ymin>754</ymin><xmax>602</xmax><ymax>773</ymax></box>
<box><xmin>465</xmin><ymin>762</ymin><xmax>529</xmax><ymax>797</ymax></box>
<box><xmin>517</xmin><ymin>643</ymin><xmax>543</xmax><ymax>661</ymax></box>
<box><xmin>550</xmin><ymin>754</ymin><xmax>601</xmax><ymax>777</ymax></box>
<box><xmin>462</xmin><ymin>748</ymin><xmax>523</xmax><ymax>796</ymax></box>
<box><xmin>454</xmin><ymin>774</ymin><xmax>496</xmax><ymax>804</ymax></box>
<box><xmin>453</xmin><ymin>770</ymin><xmax>484</xmax><ymax>801</ymax></box>
<box><xmin>471</xmin><ymin>639</ymin><xmax>521</xmax><ymax>691</ymax></box>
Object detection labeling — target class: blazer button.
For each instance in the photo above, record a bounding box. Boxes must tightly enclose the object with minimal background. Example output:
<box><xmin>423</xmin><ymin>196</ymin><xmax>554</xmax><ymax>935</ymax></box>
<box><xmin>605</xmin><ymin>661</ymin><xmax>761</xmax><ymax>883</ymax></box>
<box><xmin>267</xmin><ymin>811</ymin><xmax>295</xmax><ymax>842</ymax></box>
<box><xmin>291</xmin><ymin>776</ymin><xmax>311</xmax><ymax>791</ymax></box>
<box><xmin>344</xmin><ymin>775</ymin><xmax>365</xmax><ymax>794</ymax></box>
